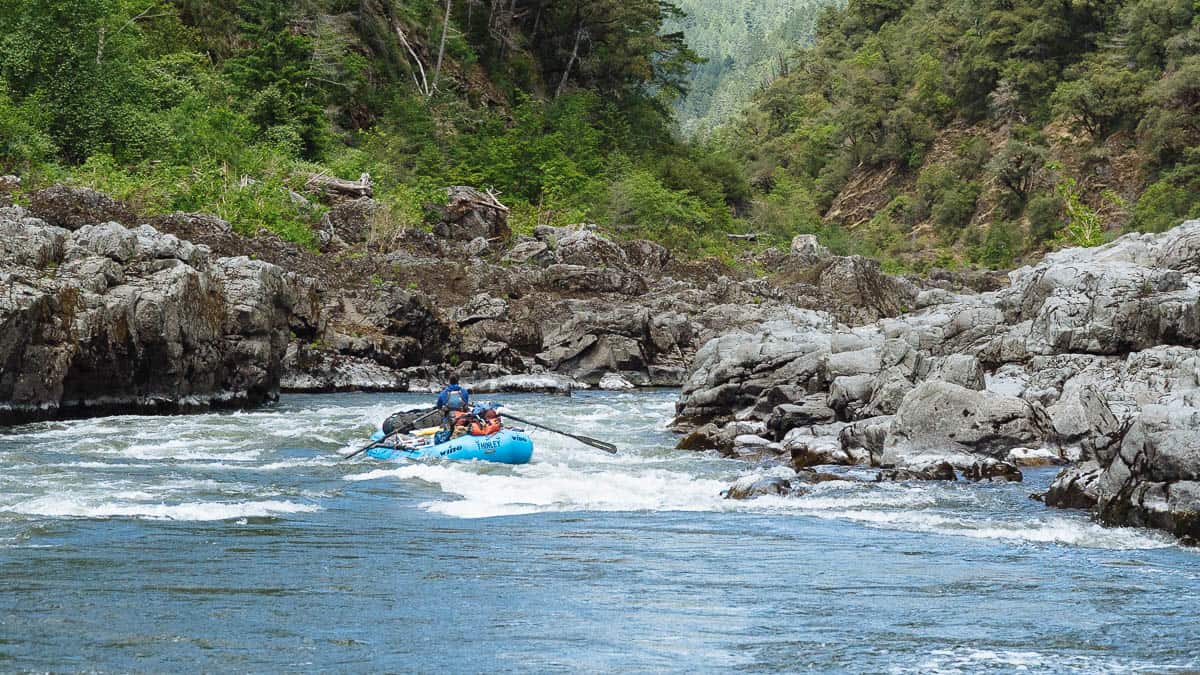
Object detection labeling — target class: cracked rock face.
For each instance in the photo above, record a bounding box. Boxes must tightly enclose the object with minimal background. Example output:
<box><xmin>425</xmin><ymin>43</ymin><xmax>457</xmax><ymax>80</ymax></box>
<box><xmin>1049</xmin><ymin>401</ymin><xmax>1200</xmax><ymax>543</ymax></box>
<box><xmin>673</xmin><ymin>219</ymin><xmax>1200</xmax><ymax>542</ymax></box>
<box><xmin>0</xmin><ymin>207</ymin><xmax>318</xmax><ymax>424</ymax></box>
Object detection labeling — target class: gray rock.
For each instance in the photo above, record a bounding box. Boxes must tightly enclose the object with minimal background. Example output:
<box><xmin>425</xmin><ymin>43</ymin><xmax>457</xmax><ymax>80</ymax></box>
<box><xmin>675</xmin><ymin>311</ymin><xmax>833</xmax><ymax>424</ymax></box>
<box><xmin>502</xmin><ymin>240</ymin><xmax>553</xmax><ymax>265</ymax></box>
<box><xmin>434</xmin><ymin>186</ymin><xmax>511</xmax><ymax>241</ymax></box>
<box><xmin>876</xmin><ymin>462</ymin><xmax>957</xmax><ymax>482</ymax></box>
<box><xmin>1046</xmin><ymin>401</ymin><xmax>1200</xmax><ymax>542</ymax></box>
<box><xmin>1044</xmin><ymin>462</ymin><xmax>1103</xmax><ymax>509</ymax></box>
<box><xmin>930</xmin><ymin>354</ymin><xmax>984</xmax><ymax>390</ymax></box>
<box><xmin>319</xmin><ymin>197</ymin><xmax>379</xmax><ymax>246</ymax></box>
<box><xmin>768</xmin><ymin>399</ymin><xmax>837</xmax><ymax>439</ymax></box>
<box><xmin>539</xmin><ymin>264</ymin><xmax>646</xmax><ymax>296</ymax></box>
<box><xmin>817</xmin><ymin>255</ymin><xmax>918</xmax><ymax>323</ymax></box>
<box><xmin>0</xmin><ymin>215</ymin><xmax>317</xmax><ymax>425</ymax></box>
<box><xmin>790</xmin><ymin>234</ymin><xmax>831</xmax><ymax>262</ymax></box>
<box><xmin>452</xmin><ymin>294</ymin><xmax>508</xmax><ymax>325</ymax></box>
<box><xmin>884</xmin><ymin>381</ymin><xmax>1050</xmax><ymax>464</ymax></box>
<box><xmin>465</xmin><ymin>236</ymin><xmax>491</xmax><ymax>257</ymax></box>
<box><xmin>551</xmin><ymin>227</ymin><xmax>628</xmax><ymax>268</ymax></box>
<box><xmin>619</xmin><ymin>239</ymin><xmax>671</xmax><ymax>275</ymax></box>
<box><xmin>468</xmin><ymin>373</ymin><xmax>581</xmax><ymax>395</ymax></box>
<box><xmin>723</xmin><ymin>476</ymin><xmax>795</xmax><ymax>500</ymax></box>
<box><xmin>839</xmin><ymin>415</ymin><xmax>894</xmax><ymax>463</ymax></box>
<box><xmin>598</xmin><ymin>372</ymin><xmax>636</xmax><ymax>390</ymax></box>
<box><xmin>962</xmin><ymin>458</ymin><xmax>1023</xmax><ymax>483</ymax></box>
<box><xmin>786</xmin><ymin>431</ymin><xmax>868</xmax><ymax>468</ymax></box>
<box><xmin>69</xmin><ymin>222</ymin><xmax>139</xmax><ymax>262</ymax></box>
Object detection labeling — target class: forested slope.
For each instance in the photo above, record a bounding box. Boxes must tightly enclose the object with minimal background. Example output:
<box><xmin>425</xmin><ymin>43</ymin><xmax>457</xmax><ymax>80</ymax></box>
<box><xmin>668</xmin><ymin>0</ymin><xmax>838</xmax><ymax>137</ymax></box>
<box><xmin>5</xmin><ymin>0</ymin><xmax>1200</xmax><ymax>272</ymax></box>
<box><xmin>718</xmin><ymin>0</ymin><xmax>1200</xmax><ymax>269</ymax></box>
<box><xmin>0</xmin><ymin>0</ymin><xmax>751</xmax><ymax>254</ymax></box>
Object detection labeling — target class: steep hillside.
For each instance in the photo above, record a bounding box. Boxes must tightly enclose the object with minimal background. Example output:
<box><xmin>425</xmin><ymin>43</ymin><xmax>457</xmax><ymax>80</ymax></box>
<box><xmin>719</xmin><ymin>0</ymin><xmax>1200</xmax><ymax>270</ymax></box>
<box><xmin>0</xmin><ymin>0</ymin><xmax>755</xmax><ymax>255</ymax></box>
<box><xmin>668</xmin><ymin>0</ymin><xmax>839</xmax><ymax>137</ymax></box>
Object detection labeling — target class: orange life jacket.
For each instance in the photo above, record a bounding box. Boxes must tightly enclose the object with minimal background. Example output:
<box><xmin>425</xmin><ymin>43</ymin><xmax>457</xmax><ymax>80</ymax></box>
<box><xmin>468</xmin><ymin>409</ymin><xmax>502</xmax><ymax>436</ymax></box>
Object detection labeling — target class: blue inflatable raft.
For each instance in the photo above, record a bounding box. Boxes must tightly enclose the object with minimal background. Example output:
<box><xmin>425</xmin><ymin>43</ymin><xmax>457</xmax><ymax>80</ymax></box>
<box><xmin>365</xmin><ymin>428</ymin><xmax>534</xmax><ymax>465</ymax></box>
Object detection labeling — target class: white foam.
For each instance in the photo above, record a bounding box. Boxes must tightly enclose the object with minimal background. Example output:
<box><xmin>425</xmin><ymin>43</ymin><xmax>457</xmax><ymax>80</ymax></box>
<box><xmin>8</xmin><ymin>496</ymin><xmax>319</xmax><ymax>521</ymax></box>
<box><xmin>347</xmin><ymin>461</ymin><xmax>734</xmax><ymax>518</ymax></box>
<box><xmin>896</xmin><ymin>646</ymin><xmax>1193</xmax><ymax>674</ymax></box>
<box><xmin>810</xmin><ymin>509</ymin><xmax>1175</xmax><ymax>550</ymax></box>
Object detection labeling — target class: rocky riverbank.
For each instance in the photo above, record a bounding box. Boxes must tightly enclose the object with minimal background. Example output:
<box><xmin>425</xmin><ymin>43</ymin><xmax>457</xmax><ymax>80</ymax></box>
<box><xmin>674</xmin><ymin>221</ymin><xmax>1200</xmax><ymax>542</ymax></box>
<box><xmin>0</xmin><ymin>179</ymin><xmax>938</xmax><ymax>420</ymax></box>
<box><xmin>4</xmin><ymin>178</ymin><xmax>1199</xmax><ymax>542</ymax></box>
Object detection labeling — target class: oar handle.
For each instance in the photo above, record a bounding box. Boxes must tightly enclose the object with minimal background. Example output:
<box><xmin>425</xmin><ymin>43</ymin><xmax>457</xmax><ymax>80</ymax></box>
<box><xmin>343</xmin><ymin>407</ymin><xmax>441</xmax><ymax>461</ymax></box>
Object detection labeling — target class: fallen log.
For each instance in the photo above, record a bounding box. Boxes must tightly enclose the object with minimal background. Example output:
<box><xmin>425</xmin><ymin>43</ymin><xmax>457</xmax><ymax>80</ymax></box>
<box><xmin>305</xmin><ymin>172</ymin><xmax>374</xmax><ymax>200</ymax></box>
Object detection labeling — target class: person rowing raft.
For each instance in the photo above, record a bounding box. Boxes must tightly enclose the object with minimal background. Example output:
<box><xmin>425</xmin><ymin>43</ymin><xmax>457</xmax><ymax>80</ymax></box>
<box><xmin>436</xmin><ymin>374</ymin><xmax>470</xmax><ymax>416</ymax></box>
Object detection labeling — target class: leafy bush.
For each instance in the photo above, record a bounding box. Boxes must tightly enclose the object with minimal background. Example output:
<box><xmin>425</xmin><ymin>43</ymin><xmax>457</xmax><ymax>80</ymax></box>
<box><xmin>1131</xmin><ymin>161</ymin><xmax>1200</xmax><ymax>233</ymax></box>
<box><xmin>1026</xmin><ymin>192</ymin><xmax>1065</xmax><ymax>246</ymax></box>
<box><xmin>971</xmin><ymin>222</ymin><xmax>1019</xmax><ymax>269</ymax></box>
<box><xmin>0</xmin><ymin>90</ymin><xmax>54</xmax><ymax>171</ymax></box>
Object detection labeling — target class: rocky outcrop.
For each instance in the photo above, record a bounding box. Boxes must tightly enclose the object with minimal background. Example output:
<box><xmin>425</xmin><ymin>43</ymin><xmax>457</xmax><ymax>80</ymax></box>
<box><xmin>674</xmin><ymin>219</ymin><xmax>1200</xmax><ymax>542</ymax></box>
<box><xmin>883</xmin><ymin>381</ymin><xmax>1049</xmax><ymax>469</ymax></box>
<box><xmin>1047</xmin><ymin>399</ymin><xmax>1200</xmax><ymax>542</ymax></box>
<box><xmin>433</xmin><ymin>186</ymin><xmax>511</xmax><ymax>241</ymax></box>
<box><xmin>0</xmin><ymin>206</ymin><xmax>319</xmax><ymax>424</ymax></box>
<box><xmin>318</xmin><ymin>197</ymin><xmax>380</xmax><ymax>248</ymax></box>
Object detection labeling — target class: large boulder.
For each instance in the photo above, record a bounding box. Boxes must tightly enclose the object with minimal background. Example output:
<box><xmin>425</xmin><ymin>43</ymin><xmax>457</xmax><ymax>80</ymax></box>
<box><xmin>545</xmin><ymin>226</ymin><xmax>628</xmax><ymax>269</ymax></box>
<box><xmin>318</xmin><ymin>197</ymin><xmax>380</xmax><ymax>247</ymax></box>
<box><xmin>675</xmin><ymin>311</ymin><xmax>834</xmax><ymax>425</ymax></box>
<box><xmin>1049</xmin><ymin>400</ymin><xmax>1200</xmax><ymax>542</ymax></box>
<box><xmin>433</xmin><ymin>186</ymin><xmax>511</xmax><ymax>241</ymax></box>
<box><xmin>883</xmin><ymin>381</ymin><xmax>1050</xmax><ymax>468</ymax></box>
<box><xmin>816</xmin><ymin>255</ymin><xmax>919</xmax><ymax>324</ymax></box>
<box><xmin>790</xmin><ymin>234</ymin><xmax>831</xmax><ymax>263</ymax></box>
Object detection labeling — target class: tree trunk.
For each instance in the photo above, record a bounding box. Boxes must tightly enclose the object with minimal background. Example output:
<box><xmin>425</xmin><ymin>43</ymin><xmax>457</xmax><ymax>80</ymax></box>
<box><xmin>381</xmin><ymin>0</ymin><xmax>431</xmax><ymax>96</ymax></box>
<box><xmin>434</xmin><ymin>0</ymin><xmax>452</xmax><ymax>90</ymax></box>
<box><xmin>555</xmin><ymin>27</ymin><xmax>584</xmax><ymax>99</ymax></box>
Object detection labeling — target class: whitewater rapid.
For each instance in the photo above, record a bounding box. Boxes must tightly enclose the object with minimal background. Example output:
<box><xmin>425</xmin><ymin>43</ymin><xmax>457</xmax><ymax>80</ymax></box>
<box><xmin>0</xmin><ymin>390</ymin><xmax>1175</xmax><ymax>550</ymax></box>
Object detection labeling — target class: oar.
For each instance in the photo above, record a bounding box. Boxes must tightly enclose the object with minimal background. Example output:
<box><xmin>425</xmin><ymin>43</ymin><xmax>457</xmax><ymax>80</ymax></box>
<box><xmin>501</xmin><ymin>413</ymin><xmax>618</xmax><ymax>454</ymax></box>
<box><xmin>342</xmin><ymin>408</ymin><xmax>441</xmax><ymax>461</ymax></box>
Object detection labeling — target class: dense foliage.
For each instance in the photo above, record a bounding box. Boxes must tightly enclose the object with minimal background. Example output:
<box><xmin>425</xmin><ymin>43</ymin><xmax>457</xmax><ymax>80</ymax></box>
<box><xmin>716</xmin><ymin>0</ymin><xmax>1200</xmax><ymax>269</ymax></box>
<box><xmin>5</xmin><ymin>0</ymin><xmax>1200</xmax><ymax>271</ymax></box>
<box><xmin>0</xmin><ymin>0</ymin><xmax>752</xmax><ymax>254</ymax></box>
<box><xmin>667</xmin><ymin>0</ymin><xmax>836</xmax><ymax>137</ymax></box>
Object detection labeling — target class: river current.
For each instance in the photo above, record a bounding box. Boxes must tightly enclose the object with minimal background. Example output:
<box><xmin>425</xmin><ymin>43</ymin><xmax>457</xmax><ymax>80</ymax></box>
<box><xmin>1</xmin><ymin>390</ymin><xmax>1197</xmax><ymax>672</ymax></box>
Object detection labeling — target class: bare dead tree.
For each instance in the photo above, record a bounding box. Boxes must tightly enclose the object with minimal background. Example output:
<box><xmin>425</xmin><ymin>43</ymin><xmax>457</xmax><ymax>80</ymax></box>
<box><xmin>96</xmin><ymin>3</ymin><xmax>167</xmax><ymax>64</ymax></box>
<box><xmin>433</xmin><ymin>0</ymin><xmax>452</xmax><ymax>90</ymax></box>
<box><xmin>555</xmin><ymin>27</ymin><xmax>587</xmax><ymax>99</ymax></box>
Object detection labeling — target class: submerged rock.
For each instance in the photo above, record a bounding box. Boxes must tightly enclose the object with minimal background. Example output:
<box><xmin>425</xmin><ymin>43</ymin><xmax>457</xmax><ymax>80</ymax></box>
<box><xmin>876</xmin><ymin>462</ymin><xmax>957</xmax><ymax>482</ymax></box>
<box><xmin>723</xmin><ymin>476</ymin><xmax>795</xmax><ymax>500</ymax></box>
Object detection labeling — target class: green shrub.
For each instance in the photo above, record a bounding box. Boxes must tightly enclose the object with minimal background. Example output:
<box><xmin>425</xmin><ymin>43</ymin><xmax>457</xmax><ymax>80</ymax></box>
<box><xmin>1026</xmin><ymin>192</ymin><xmax>1065</xmax><ymax>246</ymax></box>
<box><xmin>971</xmin><ymin>222</ymin><xmax>1019</xmax><ymax>269</ymax></box>
<box><xmin>596</xmin><ymin>169</ymin><xmax>713</xmax><ymax>246</ymax></box>
<box><xmin>0</xmin><ymin>90</ymin><xmax>54</xmax><ymax>172</ymax></box>
<box><xmin>1131</xmin><ymin>162</ymin><xmax>1200</xmax><ymax>233</ymax></box>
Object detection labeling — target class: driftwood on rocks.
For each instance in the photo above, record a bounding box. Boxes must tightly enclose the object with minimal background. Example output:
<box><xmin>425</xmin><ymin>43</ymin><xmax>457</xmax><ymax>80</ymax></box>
<box><xmin>305</xmin><ymin>173</ymin><xmax>374</xmax><ymax>201</ymax></box>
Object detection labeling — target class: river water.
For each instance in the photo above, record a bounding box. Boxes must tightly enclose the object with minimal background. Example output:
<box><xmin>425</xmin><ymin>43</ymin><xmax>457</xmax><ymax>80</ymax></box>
<box><xmin>1</xmin><ymin>390</ymin><xmax>1197</xmax><ymax>672</ymax></box>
